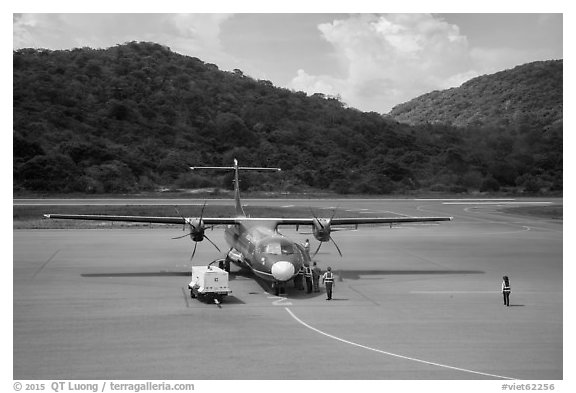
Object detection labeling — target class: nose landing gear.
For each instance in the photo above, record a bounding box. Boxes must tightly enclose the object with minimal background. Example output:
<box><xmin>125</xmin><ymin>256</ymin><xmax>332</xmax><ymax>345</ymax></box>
<box><xmin>272</xmin><ymin>281</ymin><xmax>286</xmax><ymax>296</ymax></box>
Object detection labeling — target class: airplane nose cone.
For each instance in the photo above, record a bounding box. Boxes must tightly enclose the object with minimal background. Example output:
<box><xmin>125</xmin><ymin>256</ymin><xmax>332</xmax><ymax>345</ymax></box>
<box><xmin>271</xmin><ymin>261</ymin><xmax>295</xmax><ymax>281</ymax></box>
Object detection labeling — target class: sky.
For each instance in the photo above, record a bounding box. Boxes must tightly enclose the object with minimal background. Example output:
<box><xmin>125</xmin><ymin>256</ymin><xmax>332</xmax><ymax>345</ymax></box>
<box><xmin>12</xmin><ymin>9</ymin><xmax>563</xmax><ymax>114</ymax></box>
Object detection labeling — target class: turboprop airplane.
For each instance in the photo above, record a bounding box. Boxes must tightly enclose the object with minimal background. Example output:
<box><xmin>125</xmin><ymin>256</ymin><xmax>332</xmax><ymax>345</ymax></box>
<box><xmin>44</xmin><ymin>159</ymin><xmax>452</xmax><ymax>296</ymax></box>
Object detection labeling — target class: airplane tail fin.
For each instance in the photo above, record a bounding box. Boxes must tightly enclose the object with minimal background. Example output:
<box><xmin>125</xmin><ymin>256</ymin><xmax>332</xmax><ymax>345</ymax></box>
<box><xmin>190</xmin><ymin>159</ymin><xmax>281</xmax><ymax>217</ymax></box>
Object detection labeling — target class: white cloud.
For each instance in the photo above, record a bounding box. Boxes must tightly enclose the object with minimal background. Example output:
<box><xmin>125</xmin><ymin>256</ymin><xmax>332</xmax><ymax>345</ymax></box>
<box><xmin>289</xmin><ymin>14</ymin><xmax>479</xmax><ymax>113</ymax></box>
<box><xmin>291</xmin><ymin>69</ymin><xmax>342</xmax><ymax>97</ymax></box>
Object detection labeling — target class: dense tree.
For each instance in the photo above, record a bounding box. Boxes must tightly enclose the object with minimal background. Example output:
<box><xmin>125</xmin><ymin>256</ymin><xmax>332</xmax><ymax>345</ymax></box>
<box><xmin>15</xmin><ymin>153</ymin><xmax>79</xmax><ymax>192</ymax></box>
<box><xmin>390</xmin><ymin>60</ymin><xmax>562</xmax><ymax>130</ymax></box>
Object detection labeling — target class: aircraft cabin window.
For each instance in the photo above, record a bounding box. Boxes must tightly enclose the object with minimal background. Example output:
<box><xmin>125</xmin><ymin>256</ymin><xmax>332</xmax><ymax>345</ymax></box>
<box><xmin>261</xmin><ymin>241</ymin><xmax>295</xmax><ymax>255</ymax></box>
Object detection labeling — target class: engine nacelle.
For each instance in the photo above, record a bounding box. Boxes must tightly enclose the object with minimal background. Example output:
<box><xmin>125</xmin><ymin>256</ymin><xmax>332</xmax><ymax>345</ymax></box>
<box><xmin>227</xmin><ymin>248</ymin><xmax>244</xmax><ymax>263</ymax></box>
<box><xmin>187</xmin><ymin>218</ymin><xmax>205</xmax><ymax>242</ymax></box>
<box><xmin>312</xmin><ymin>218</ymin><xmax>332</xmax><ymax>242</ymax></box>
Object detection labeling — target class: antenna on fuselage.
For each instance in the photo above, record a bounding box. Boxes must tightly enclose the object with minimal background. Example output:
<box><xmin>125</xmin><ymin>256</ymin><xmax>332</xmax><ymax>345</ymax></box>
<box><xmin>190</xmin><ymin>159</ymin><xmax>281</xmax><ymax>217</ymax></box>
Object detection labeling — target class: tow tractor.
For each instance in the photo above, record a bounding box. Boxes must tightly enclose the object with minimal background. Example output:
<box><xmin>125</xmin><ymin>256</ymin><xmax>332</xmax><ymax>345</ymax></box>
<box><xmin>188</xmin><ymin>259</ymin><xmax>232</xmax><ymax>304</ymax></box>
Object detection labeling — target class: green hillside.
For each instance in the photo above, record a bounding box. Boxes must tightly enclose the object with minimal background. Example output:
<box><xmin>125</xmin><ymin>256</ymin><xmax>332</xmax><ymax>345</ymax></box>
<box><xmin>13</xmin><ymin>42</ymin><xmax>562</xmax><ymax>195</ymax></box>
<box><xmin>389</xmin><ymin>60</ymin><xmax>562</xmax><ymax>129</ymax></box>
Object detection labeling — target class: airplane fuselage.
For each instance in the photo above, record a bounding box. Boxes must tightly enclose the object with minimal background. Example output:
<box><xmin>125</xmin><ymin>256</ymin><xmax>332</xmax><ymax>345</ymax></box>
<box><xmin>224</xmin><ymin>219</ymin><xmax>309</xmax><ymax>283</ymax></box>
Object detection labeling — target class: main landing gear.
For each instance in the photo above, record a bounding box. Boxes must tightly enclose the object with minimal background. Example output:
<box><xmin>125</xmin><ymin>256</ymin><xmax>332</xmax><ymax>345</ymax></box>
<box><xmin>218</xmin><ymin>258</ymin><xmax>231</xmax><ymax>273</ymax></box>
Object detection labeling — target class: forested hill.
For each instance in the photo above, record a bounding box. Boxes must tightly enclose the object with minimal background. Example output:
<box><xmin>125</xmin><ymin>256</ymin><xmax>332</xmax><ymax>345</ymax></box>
<box><xmin>13</xmin><ymin>42</ymin><xmax>562</xmax><ymax>195</ymax></box>
<box><xmin>388</xmin><ymin>60</ymin><xmax>563</xmax><ymax>129</ymax></box>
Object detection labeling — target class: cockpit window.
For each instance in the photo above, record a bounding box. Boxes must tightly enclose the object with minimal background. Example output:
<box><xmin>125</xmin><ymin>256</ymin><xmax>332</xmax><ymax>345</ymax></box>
<box><xmin>261</xmin><ymin>241</ymin><xmax>295</xmax><ymax>255</ymax></box>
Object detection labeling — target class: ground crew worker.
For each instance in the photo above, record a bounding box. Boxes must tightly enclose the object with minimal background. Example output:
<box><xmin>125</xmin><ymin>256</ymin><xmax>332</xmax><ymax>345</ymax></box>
<box><xmin>312</xmin><ymin>261</ymin><xmax>321</xmax><ymax>292</ymax></box>
<box><xmin>303</xmin><ymin>239</ymin><xmax>310</xmax><ymax>256</ymax></box>
<box><xmin>502</xmin><ymin>275</ymin><xmax>511</xmax><ymax>306</ymax></box>
<box><xmin>304</xmin><ymin>264</ymin><xmax>313</xmax><ymax>293</ymax></box>
<box><xmin>294</xmin><ymin>265</ymin><xmax>304</xmax><ymax>290</ymax></box>
<box><xmin>322</xmin><ymin>266</ymin><xmax>335</xmax><ymax>300</ymax></box>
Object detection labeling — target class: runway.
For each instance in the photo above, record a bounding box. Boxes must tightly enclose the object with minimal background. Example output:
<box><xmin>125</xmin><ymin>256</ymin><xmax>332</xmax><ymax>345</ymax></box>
<box><xmin>13</xmin><ymin>198</ymin><xmax>562</xmax><ymax>380</ymax></box>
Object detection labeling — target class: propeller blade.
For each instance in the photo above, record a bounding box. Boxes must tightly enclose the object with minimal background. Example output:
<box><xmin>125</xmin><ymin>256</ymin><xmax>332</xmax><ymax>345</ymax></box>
<box><xmin>188</xmin><ymin>201</ymin><xmax>209</xmax><ymax>230</ymax></box>
<box><xmin>313</xmin><ymin>241</ymin><xmax>323</xmax><ymax>257</ymax></box>
<box><xmin>174</xmin><ymin>206</ymin><xmax>187</xmax><ymax>231</ymax></box>
<box><xmin>330</xmin><ymin>236</ymin><xmax>343</xmax><ymax>257</ymax></box>
<box><xmin>204</xmin><ymin>235</ymin><xmax>221</xmax><ymax>252</ymax></box>
<box><xmin>309</xmin><ymin>208</ymin><xmax>324</xmax><ymax>229</ymax></box>
<box><xmin>190</xmin><ymin>241</ymin><xmax>198</xmax><ymax>261</ymax></box>
<box><xmin>172</xmin><ymin>233</ymin><xmax>190</xmax><ymax>240</ymax></box>
<box><xmin>329</xmin><ymin>205</ymin><xmax>339</xmax><ymax>221</ymax></box>
<box><xmin>200</xmin><ymin>201</ymin><xmax>207</xmax><ymax>219</ymax></box>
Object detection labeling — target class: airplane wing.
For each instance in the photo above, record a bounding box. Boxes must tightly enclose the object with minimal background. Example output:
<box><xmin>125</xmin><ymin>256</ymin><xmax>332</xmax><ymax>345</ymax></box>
<box><xmin>43</xmin><ymin>214</ymin><xmax>452</xmax><ymax>226</ymax></box>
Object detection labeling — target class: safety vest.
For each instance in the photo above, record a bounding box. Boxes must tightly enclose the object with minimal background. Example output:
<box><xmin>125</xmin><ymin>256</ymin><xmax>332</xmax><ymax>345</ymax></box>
<box><xmin>304</xmin><ymin>266</ymin><xmax>312</xmax><ymax>277</ymax></box>
<box><xmin>324</xmin><ymin>272</ymin><xmax>334</xmax><ymax>283</ymax></box>
<box><xmin>502</xmin><ymin>281</ymin><xmax>511</xmax><ymax>292</ymax></box>
<box><xmin>297</xmin><ymin>267</ymin><xmax>304</xmax><ymax>276</ymax></box>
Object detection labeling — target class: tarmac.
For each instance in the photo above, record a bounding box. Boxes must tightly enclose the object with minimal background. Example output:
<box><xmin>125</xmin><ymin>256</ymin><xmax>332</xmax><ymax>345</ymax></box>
<box><xmin>13</xmin><ymin>198</ymin><xmax>562</xmax><ymax>380</ymax></box>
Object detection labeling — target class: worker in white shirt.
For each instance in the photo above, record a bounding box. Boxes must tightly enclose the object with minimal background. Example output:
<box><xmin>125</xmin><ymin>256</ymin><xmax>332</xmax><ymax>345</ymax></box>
<box><xmin>303</xmin><ymin>239</ymin><xmax>310</xmax><ymax>256</ymax></box>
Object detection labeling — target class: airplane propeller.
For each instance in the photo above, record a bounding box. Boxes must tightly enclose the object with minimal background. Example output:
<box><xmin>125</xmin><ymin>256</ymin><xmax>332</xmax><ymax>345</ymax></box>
<box><xmin>173</xmin><ymin>203</ymin><xmax>221</xmax><ymax>260</ymax></box>
<box><xmin>310</xmin><ymin>207</ymin><xmax>343</xmax><ymax>257</ymax></box>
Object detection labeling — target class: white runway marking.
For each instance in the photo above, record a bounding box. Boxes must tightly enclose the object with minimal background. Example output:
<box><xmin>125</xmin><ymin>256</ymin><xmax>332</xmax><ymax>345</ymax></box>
<box><xmin>181</xmin><ymin>288</ymin><xmax>191</xmax><ymax>308</ymax></box>
<box><xmin>411</xmin><ymin>291</ymin><xmax>551</xmax><ymax>294</ymax></box>
<box><xmin>14</xmin><ymin>199</ymin><xmax>207</xmax><ymax>206</ymax></box>
<box><xmin>32</xmin><ymin>249</ymin><xmax>60</xmax><ymax>279</ymax></box>
<box><xmin>285</xmin><ymin>307</ymin><xmax>516</xmax><ymax>380</ymax></box>
<box><xmin>416</xmin><ymin>198</ymin><xmax>515</xmax><ymax>201</ymax></box>
<box><xmin>411</xmin><ymin>291</ymin><xmax>500</xmax><ymax>294</ymax></box>
<box><xmin>268</xmin><ymin>296</ymin><xmax>293</xmax><ymax>306</ymax></box>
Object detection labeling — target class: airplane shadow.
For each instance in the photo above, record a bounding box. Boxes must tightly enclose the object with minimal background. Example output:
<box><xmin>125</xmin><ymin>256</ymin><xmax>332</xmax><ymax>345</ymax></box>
<box><xmin>81</xmin><ymin>268</ymin><xmax>484</xmax><ymax>302</ymax></box>
<box><xmin>336</xmin><ymin>269</ymin><xmax>484</xmax><ymax>280</ymax></box>
<box><xmin>80</xmin><ymin>266</ymin><xmax>251</xmax><ymax>279</ymax></box>
<box><xmin>82</xmin><ymin>271</ymin><xmax>191</xmax><ymax>278</ymax></box>
<box><xmin>80</xmin><ymin>268</ymin><xmax>322</xmax><ymax>300</ymax></box>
